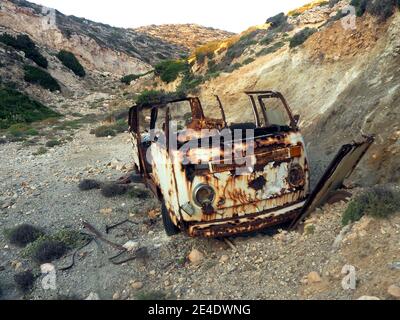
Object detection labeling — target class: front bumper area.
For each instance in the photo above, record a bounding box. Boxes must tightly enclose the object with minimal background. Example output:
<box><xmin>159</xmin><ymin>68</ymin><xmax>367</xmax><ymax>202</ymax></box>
<box><xmin>187</xmin><ymin>200</ymin><xmax>306</xmax><ymax>238</ymax></box>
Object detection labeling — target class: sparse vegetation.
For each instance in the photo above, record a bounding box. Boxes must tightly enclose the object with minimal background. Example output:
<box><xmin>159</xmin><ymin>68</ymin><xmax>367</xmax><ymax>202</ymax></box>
<box><xmin>121</xmin><ymin>71</ymin><xmax>153</xmax><ymax>85</ymax></box>
<box><xmin>24</xmin><ymin>65</ymin><xmax>61</xmax><ymax>92</ymax></box>
<box><xmin>110</xmin><ymin>119</ymin><xmax>128</xmax><ymax>133</ymax></box>
<box><xmin>256</xmin><ymin>41</ymin><xmax>285</xmax><ymax>56</ymax></box>
<box><xmin>342</xmin><ymin>186</ymin><xmax>400</xmax><ymax>225</ymax></box>
<box><xmin>100</xmin><ymin>183</ymin><xmax>128</xmax><ymax>198</ymax></box>
<box><xmin>57</xmin><ymin>50</ymin><xmax>86</xmax><ymax>77</ymax></box>
<box><xmin>22</xmin><ymin>230</ymin><xmax>89</xmax><ymax>263</ymax></box>
<box><xmin>0</xmin><ymin>87</ymin><xmax>60</xmax><ymax>129</ymax></box>
<box><xmin>288</xmin><ymin>0</ymin><xmax>329</xmax><ymax>16</ymax></box>
<box><xmin>78</xmin><ymin>179</ymin><xmax>102</xmax><ymax>191</ymax></box>
<box><xmin>266</xmin><ymin>12</ymin><xmax>287</xmax><ymax>29</ymax></box>
<box><xmin>91</xmin><ymin>125</ymin><xmax>117</xmax><ymax>138</ymax></box>
<box><xmin>136</xmin><ymin>90</ymin><xmax>184</xmax><ymax>106</ymax></box>
<box><xmin>30</xmin><ymin>240</ymin><xmax>67</xmax><ymax>263</ymax></box>
<box><xmin>4</xmin><ymin>224</ymin><xmax>44</xmax><ymax>248</ymax></box>
<box><xmin>128</xmin><ymin>188</ymin><xmax>151</xmax><ymax>199</ymax></box>
<box><xmin>289</xmin><ymin>28</ymin><xmax>317</xmax><ymax>48</ymax></box>
<box><xmin>0</xmin><ymin>33</ymin><xmax>48</xmax><ymax>68</ymax></box>
<box><xmin>7</xmin><ymin>124</ymin><xmax>39</xmax><ymax>137</ymax></box>
<box><xmin>45</xmin><ymin>139</ymin><xmax>62</xmax><ymax>148</ymax></box>
<box><xmin>194</xmin><ymin>41</ymin><xmax>221</xmax><ymax>64</ymax></box>
<box><xmin>350</xmin><ymin>0</ymin><xmax>400</xmax><ymax>21</ymax></box>
<box><xmin>120</xmin><ymin>73</ymin><xmax>142</xmax><ymax>85</ymax></box>
<box><xmin>243</xmin><ymin>57</ymin><xmax>255</xmax><ymax>65</ymax></box>
<box><xmin>154</xmin><ymin>59</ymin><xmax>188</xmax><ymax>83</ymax></box>
<box><xmin>14</xmin><ymin>271</ymin><xmax>36</xmax><ymax>293</ymax></box>
<box><xmin>33</xmin><ymin>146</ymin><xmax>48</xmax><ymax>156</ymax></box>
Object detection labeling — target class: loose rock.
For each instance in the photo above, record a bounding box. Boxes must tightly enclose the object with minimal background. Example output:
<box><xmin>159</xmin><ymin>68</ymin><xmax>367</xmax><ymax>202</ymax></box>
<box><xmin>188</xmin><ymin>249</ymin><xmax>204</xmax><ymax>265</ymax></box>
<box><xmin>307</xmin><ymin>272</ymin><xmax>322</xmax><ymax>284</ymax></box>
<box><xmin>388</xmin><ymin>285</ymin><xmax>400</xmax><ymax>298</ymax></box>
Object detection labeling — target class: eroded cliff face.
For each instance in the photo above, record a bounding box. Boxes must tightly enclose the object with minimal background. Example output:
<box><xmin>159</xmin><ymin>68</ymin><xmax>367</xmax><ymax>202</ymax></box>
<box><xmin>0</xmin><ymin>0</ymin><xmax>184</xmax><ymax>75</ymax></box>
<box><xmin>192</xmin><ymin>13</ymin><xmax>400</xmax><ymax>185</ymax></box>
<box><xmin>134</xmin><ymin>24</ymin><xmax>235</xmax><ymax>51</ymax></box>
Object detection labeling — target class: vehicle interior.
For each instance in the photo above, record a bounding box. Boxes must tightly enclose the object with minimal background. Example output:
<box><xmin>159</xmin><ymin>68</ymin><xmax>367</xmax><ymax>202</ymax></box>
<box><xmin>128</xmin><ymin>91</ymin><xmax>299</xmax><ymax>174</ymax></box>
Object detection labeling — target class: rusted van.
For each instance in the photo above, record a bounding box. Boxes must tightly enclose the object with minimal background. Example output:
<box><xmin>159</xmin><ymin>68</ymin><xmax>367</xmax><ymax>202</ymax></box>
<box><xmin>128</xmin><ymin>91</ymin><xmax>373</xmax><ymax>237</ymax></box>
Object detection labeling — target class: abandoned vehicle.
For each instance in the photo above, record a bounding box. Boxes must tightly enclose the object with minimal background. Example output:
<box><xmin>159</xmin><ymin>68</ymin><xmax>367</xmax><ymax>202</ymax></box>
<box><xmin>128</xmin><ymin>91</ymin><xmax>373</xmax><ymax>238</ymax></box>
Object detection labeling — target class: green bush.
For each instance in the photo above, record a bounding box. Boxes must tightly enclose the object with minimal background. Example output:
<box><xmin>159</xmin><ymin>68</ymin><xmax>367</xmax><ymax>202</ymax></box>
<box><xmin>350</xmin><ymin>0</ymin><xmax>400</xmax><ymax>20</ymax></box>
<box><xmin>136</xmin><ymin>90</ymin><xmax>184</xmax><ymax>106</ymax></box>
<box><xmin>45</xmin><ymin>139</ymin><xmax>62</xmax><ymax>148</ymax></box>
<box><xmin>7</xmin><ymin>124</ymin><xmax>39</xmax><ymax>137</ymax></box>
<box><xmin>266</xmin><ymin>12</ymin><xmax>287</xmax><ymax>29</ymax></box>
<box><xmin>154</xmin><ymin>60</ymin><xmax>188</xmax><ymax>83</ymax></box>
<box><xmin>243</xmin><ymin>57</ymin><xmax>255</xmax><ymax>65</ymax></box>
<box><xmin>24</xmin><ymin>65</ymin><xmax>61</xmax><ymax>92</ymax></box>
<box><xmin>110</xmin><ymin>119</ymin><xmax>127</xmax><ymax>133</ymax></box>
<box><xmin>289</xmin><ymin>28</ymin><xmax>317</xmax><ymax>48</ymax></box>
<box><xmin>121</xmin><ymin>74</ymin><xmax>141</xmax><ymax>85</ymax></box>
<box><xmin>0</xmin><ymin>34</ymin><xmax>48</xmax><ymax>68</ymax></box>
<box><xmin>256</xmin><ymin>41</ymin><xmax>285</xmax><ymax>56</ymax></box>
<box><xmin>91</xmin><ymin>125</ymin><xmax>116</xmax><ymax>137</ymax></box>
<box><xmin>22</xmin><ymin>230</ymin><xmax>89</xmax><ymax>263</ymax></box>
<box><xmin>4</xmin><ymin>224</ymin><xmax>44</xmax><ymax>248</ymax></box>
<box><xmin>56</xmin><ymin>50</ymin><xmax>85</xmax><ymax>77</ymax></box>
<box><xmin>0</xmin><ymin>87</ymin><xmax>60</xmax><ymax>129</ymax></box>
<box><xmin>176</xmin><ymin>73</ymin><xmax>204</xmax><ymax>95</ymax></box>
<box><xmin>342</xmin><ymin>186</ymin><xmax>400</xmax><ymax>225</ymax></box>
<box><xmin>33</xmin><ymin>147</ymin><xmax>48</xmax><ymax>156</ymax></box>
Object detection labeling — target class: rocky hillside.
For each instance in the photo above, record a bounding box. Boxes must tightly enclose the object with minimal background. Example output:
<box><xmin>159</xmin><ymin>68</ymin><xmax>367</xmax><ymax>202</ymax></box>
<box><xmin>0</xmin><ymin>0</ymin><xmax>186</xmax><ymax>75</ymax></box>
<box><xmin>132</xmin><ymin>0</ymin><xmax>400</xmax><ymax>187</ymax></box>
<box><xmin>134</xmin><ymin>24</ymin><xmax>235</xmax><ymax>51</ymax></box>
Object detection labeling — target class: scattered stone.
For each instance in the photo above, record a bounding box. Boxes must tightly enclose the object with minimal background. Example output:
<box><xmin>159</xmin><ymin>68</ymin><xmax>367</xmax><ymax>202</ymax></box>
<box><xmin>123</xmin><ymin>241</ymin><xmax>139</xmax><ymax>252</ymax></box>
<box><xmin>274</xmin><ymin>231</ymin><xmax>288</xmax><ymax>242</ymax></box>
<box><xmin>188</xmin><ymin>249</ymin><xmax>204</xmax><ymax>265</ymax></box>
<box><xmin>40</xmin><ymin>263</ymin><xmax>55</xmax><ymax>274</ymax></box>
<box><xmin>358</xmin><ymin>296</ymin><xmax>380</xmax><ymax>300</ymax></box>
<box><xmin>388</xmin><ymin>285</ymin><xmax>400</xmax><ymax>299</ymax></box>
<box><xmin>130</xmin><ymin>281</ymin><xmax>143</xmax><ymax>290</ymax></box>
<box><xmin>100</xmin><ymin>207</ymin><xmax>113</xmax><ymax>215</ymax></box>
<box><xmin>219</xmin><ymin>255</ymin><xmax>229</xmax><ymax>264</ymax></box>
<box><xmin>85</xmin><ymin>292</ymin><xmax>100</xmax><ymax>300</ymax></box>
<box><xmin>307</xmin><ymin>272</ymin><xmax>322</xmax><ymax>284</ymax></box>
<box><xmin>148</xmin><ymin>209</ymin><xmax>160</xmax><ymax>220</ymax></box>
<box><xmin>113</xmin><ymin>292</ymin><xmax>121</xmax><ymax>300</ymax></box>
<box><xmin>1</xmin><ymin>201</ymin><xmax>14</xmax><ymax>209</ymax></box>
<box><xmin>11</xmin><ymin>261</ymin><xmax>22</xmax><ymax>271</ymax></box>
<box><xmin>388</xmin><ymin>262</ymin><xmax>400</xmax><ymax>270</ymax></box>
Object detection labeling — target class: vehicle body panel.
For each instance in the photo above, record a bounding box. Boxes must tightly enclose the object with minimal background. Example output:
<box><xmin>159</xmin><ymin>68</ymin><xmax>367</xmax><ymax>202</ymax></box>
<box><xmin>128</xmin><ymin>92</ymin><xmax>373</xmax><ymax>237</ymax></box>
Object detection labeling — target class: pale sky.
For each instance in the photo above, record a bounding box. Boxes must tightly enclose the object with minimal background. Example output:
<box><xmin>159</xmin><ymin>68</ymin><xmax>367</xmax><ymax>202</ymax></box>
<box><xmin>29</xmin><ymin>0</ymin><xmax>311</xmax><ymax>33</ymax></box>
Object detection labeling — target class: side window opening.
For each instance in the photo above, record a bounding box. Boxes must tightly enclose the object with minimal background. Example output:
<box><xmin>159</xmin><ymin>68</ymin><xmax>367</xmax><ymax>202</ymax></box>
<box><xmin>168</xmin><ymin>101</ymin><xmax>193</xmax><ymax>132</ymax></box>
<box><xmin>261</xmin><ymin>97</ymin><xmax>291</xmax><ymax>128</ymax></box>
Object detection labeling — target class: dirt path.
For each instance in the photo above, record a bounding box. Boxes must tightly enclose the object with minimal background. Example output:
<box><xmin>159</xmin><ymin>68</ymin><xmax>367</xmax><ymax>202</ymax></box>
<box><xmin>0</xmin><ymin>127</ymin><xmax>399</xmax><ymax>300</ymax></box>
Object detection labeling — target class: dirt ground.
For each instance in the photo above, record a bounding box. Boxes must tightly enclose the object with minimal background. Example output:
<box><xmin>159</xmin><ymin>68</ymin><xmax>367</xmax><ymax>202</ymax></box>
<box><xmin>0</xmin><ymin>125</ymin><xmax>399</xmax><ymax>301</ymax></box>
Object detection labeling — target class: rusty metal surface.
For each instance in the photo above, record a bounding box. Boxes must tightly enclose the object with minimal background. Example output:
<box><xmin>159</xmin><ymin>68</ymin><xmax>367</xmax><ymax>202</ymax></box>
<box><xmin>290</xmin><ymin>135</ymin><xmax>375</xmax><ymax>229</ymax></box>
<box><xmin>175</xmin><ymin>131</ymin><xmax>309</xmax><ymax>223</ymax></box>
<box><xmin>128</xmin><ymin>91</ymin><xmax>314</xmax><ymax>237</ymax></box>
<box><xmin>188</xmin><ymin>201</ymin><xmax>304</xmax><ymax>238</ymax></box>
